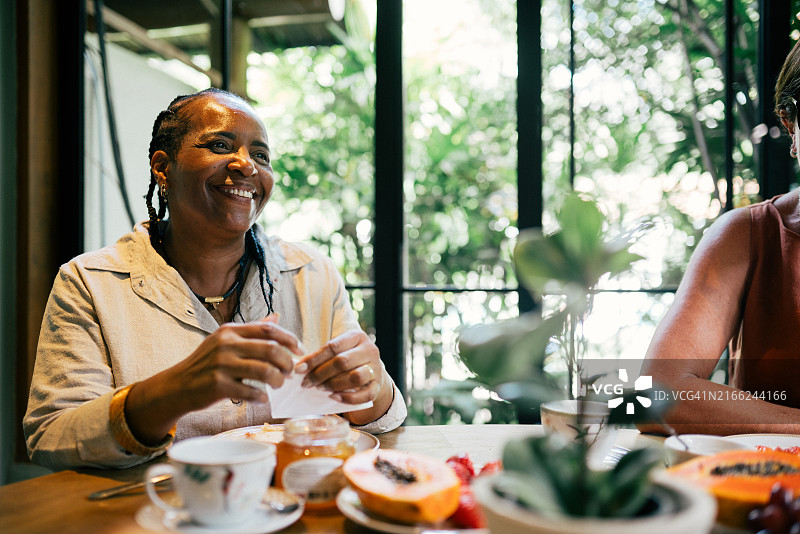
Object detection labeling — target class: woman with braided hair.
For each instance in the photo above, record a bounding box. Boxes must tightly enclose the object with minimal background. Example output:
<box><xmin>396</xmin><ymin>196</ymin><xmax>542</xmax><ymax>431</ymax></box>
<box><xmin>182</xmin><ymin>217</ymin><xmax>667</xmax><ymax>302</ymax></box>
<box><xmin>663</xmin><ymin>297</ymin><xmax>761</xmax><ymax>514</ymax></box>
<box><xmin>638</xmin><ymin>40</ymin><xmax>800</xmax><ymax>435</ymax></box>
<box><xmin>24</xmin><ymin>88</ymin><xmax>405</xmax><ymax>470</ymax></box>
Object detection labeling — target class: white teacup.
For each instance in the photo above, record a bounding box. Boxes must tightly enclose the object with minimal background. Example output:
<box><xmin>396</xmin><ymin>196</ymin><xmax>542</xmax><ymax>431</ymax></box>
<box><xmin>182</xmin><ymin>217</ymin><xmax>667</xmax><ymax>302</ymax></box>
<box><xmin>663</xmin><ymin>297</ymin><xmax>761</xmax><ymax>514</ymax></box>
<box><xmin>145</xmin><ymin>436</ymin><xmax>276</xmax><ymax>527</ymax></box>
<box><xmin>540</xmin><ymin>399</ymin><xmax>611</xmax><ymax>440</ymax></box>
<box><xmin>541</xmin><ymin>400</ymin><xmax>617</xmax><ymax>469</ymax></box>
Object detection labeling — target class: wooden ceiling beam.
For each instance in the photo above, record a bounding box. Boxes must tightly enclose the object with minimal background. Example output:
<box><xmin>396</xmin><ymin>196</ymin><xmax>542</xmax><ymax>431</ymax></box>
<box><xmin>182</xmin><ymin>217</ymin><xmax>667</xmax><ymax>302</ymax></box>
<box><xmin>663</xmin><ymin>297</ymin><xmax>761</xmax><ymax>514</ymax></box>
<box><xmin>86</xmin><ymin>2</ymin><xmax>222</xmax><ymax>87</ymax></box>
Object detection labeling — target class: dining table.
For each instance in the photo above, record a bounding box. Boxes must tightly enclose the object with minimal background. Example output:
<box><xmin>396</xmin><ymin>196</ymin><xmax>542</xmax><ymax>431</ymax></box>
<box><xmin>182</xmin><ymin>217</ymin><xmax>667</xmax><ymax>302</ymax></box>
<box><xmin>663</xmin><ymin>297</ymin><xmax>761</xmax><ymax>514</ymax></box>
<box><xmin>0</xmin><ymin>424</ymin><xmax>666</xmax><ymax>534</ymax></box>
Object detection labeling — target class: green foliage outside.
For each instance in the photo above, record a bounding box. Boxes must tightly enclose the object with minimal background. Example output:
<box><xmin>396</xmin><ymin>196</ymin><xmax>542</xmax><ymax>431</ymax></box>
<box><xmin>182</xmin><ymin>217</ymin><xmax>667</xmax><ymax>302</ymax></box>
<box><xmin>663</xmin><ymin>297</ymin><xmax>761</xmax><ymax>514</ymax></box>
<box><xmin>458</xmin><ymin>193</ymin><xmax>647</xmax><ymax>412</ymax></box>
<box><xmin>247</xmin><ymin>0</ymin><xmax>782</xmax><ymax>425</ymax></box>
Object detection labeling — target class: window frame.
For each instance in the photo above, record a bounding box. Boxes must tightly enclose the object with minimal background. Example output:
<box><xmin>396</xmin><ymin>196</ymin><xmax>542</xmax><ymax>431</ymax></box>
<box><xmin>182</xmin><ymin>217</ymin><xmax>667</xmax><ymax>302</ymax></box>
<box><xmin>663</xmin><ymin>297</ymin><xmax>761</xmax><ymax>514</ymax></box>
<box><xmin>370</xmin><ymin>0</ymin><xmax>795</xmax><ymax>395</ymax></box>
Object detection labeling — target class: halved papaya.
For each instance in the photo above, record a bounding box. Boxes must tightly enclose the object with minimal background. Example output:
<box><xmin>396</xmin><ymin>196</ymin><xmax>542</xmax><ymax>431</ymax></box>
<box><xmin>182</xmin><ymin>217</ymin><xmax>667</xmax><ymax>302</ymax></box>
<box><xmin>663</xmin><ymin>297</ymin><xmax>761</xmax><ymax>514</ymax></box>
<box><xmin>342</xmin><ymin>449</ymin><xmax>461</xmax><ymax>524</ymax></box>
<box><xmin>667</xmin><ymin>449</ymin><xmax>800</xmax><ymax>528</ymax></box>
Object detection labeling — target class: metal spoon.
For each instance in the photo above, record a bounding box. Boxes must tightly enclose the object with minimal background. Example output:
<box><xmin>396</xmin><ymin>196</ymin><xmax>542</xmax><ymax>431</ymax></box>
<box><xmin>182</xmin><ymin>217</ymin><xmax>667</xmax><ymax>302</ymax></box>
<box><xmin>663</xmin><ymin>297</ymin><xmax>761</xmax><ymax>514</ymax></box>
<box><xmin>262</xmin><ymin>487</ymin><xmax>303</xmax><ymax>514</ymax></box>
<box><xmin>266</xmin><ymin>500</ymin><xmax>300</xmax><ymax>514</ymax></box>
<box><xmin>87</xmin><ymin>473</ymin><xmax>172</xmax><ymax>500</ymax></box>
<box><xmin>90</xmin><ymin>476</ymin><xmax>301</xmax><ymax>515</ymax></box>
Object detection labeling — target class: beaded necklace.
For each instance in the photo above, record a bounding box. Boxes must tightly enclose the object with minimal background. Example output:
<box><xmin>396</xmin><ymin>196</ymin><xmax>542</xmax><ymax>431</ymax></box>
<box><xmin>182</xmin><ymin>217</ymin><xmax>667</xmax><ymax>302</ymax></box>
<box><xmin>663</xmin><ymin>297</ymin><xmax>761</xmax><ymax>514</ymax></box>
<box><xmin>191</xmin><ymin>252</ymin><xmax>249</xmax><ymax>315</ymax></box>
<box><xmin>192</xmin><ymin>278</ymin><xmax>240</xmax><ymax>312</ymax></box>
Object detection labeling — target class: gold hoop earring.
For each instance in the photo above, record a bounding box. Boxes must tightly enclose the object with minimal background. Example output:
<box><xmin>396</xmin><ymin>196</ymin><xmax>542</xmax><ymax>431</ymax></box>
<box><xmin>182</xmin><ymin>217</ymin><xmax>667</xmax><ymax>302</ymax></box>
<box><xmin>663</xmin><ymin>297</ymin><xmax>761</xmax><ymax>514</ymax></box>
<box><xmin>159</xmin><ymin>183</ymin><xmax>169</xmax><ymax>199</ymax></box>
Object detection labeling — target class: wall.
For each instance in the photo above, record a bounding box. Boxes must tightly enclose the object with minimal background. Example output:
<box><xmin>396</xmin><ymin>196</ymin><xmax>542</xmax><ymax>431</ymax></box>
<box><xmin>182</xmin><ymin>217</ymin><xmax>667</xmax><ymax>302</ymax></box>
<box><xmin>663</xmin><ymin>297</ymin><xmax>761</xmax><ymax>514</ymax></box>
<box><xmin>1</xmin><ymin>8</ymin><xmax>195</xmax><ymax>485</ymax></box>
<box><xmin>0</xmin><ymin>0</ymin><xmax>17</xmax><ymax>485</ymax></box>
<box><xmin>84</xmin><ymin>36</ymin><xmax>196</xmax><ymax>250</ymax></box>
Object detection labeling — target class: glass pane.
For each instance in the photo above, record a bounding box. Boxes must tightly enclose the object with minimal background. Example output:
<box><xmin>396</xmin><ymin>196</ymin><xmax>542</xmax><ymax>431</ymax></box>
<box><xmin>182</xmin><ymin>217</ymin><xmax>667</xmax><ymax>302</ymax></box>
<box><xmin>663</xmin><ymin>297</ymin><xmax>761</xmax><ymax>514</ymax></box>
<box><xmin>403</xmin><ymin>0</ymin><xmax>518</xmax><ymax>290</ymax></box>
<box><xmin>541</xmin><ymin>0</ymin><xmax>759</xmax><ymax>290</ymax></box>
<box><xmin>254</xmin><ymin>3</ymin><xmax>377</xmax><ymax>286</ymax></box>
<box><xmin>405</xmin><ymin>290</ymin><xmax>520</xmax><ymax>425</ymax></box>
<box><xmin>541</xmin><ymin>291</ymin><xmax>675</xmax><ymax>391</ymax></box>
<box><xmin>350</xmin><ymin>288</ymin><xmax>376</xmax><ymax>339</ymax></box>
<box><xmin>732</xmin><ymin>2</ymin><xmax>763</xmax><ymax>205</ymax></box>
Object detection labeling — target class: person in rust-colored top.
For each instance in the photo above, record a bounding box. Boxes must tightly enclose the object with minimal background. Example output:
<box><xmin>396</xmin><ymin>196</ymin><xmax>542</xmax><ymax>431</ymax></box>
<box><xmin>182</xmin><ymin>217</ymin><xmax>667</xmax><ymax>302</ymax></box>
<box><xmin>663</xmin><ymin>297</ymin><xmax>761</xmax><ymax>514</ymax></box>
<box><xmin>640</xmin><ymin>40</ymin><xmax>800</xmax><ymax>435</ymax></box>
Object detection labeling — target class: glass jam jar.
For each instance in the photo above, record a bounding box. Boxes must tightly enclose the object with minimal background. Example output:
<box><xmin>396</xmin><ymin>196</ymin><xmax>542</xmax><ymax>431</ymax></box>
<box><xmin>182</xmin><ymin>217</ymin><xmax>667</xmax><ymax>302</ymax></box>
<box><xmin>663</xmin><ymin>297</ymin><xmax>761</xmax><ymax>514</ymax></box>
<box><xmin>275</xmin><ymin>415</ymin><xmax>356</xmax><ymax>512</ymax></box>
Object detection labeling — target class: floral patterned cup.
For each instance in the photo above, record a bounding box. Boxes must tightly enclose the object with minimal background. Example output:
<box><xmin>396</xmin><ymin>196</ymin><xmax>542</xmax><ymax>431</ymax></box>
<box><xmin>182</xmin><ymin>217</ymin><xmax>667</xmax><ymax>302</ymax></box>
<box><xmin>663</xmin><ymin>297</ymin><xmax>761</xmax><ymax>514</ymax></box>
<box><xmin>541</xmin><ymin>399</ymin><xmax>617</xmax><ymax>470</ymax></box>
<box><xmin>145</xmin><ymin>436</ymin><xmax>276</xmax><ymax>527</ymax></box>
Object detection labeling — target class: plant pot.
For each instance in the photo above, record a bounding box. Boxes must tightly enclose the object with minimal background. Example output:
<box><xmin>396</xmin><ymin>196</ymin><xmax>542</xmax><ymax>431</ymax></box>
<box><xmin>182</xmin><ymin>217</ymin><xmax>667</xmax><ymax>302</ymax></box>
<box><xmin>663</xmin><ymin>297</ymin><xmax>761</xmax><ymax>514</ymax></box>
<box><xmin>540</xmin><ymin>400</ymin><xmax>617</xmax><ymax>470</ymax></box>
<box><xmin>472</xmin><ymin>470</ymin><xmax>718</xmax><ymax>534</ymax></box>
<box><xmin>540</xmin><ymin>400</ymin><xmax>610</xmax><ymax>439</ymax></box>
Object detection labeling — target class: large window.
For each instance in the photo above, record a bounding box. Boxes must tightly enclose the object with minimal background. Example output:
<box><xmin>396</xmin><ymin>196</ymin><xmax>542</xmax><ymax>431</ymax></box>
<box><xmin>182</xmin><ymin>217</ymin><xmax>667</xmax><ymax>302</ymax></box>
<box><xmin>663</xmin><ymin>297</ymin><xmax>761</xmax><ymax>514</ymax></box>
<box><xmin>83</xmin><ymin>0</ymin><xmax>796</xmax><ymax>426</ymax></box>
<box><xmin>401</xmin><ymin>0</ymin><xmax>519</xmax><ymax>424</ymax></box>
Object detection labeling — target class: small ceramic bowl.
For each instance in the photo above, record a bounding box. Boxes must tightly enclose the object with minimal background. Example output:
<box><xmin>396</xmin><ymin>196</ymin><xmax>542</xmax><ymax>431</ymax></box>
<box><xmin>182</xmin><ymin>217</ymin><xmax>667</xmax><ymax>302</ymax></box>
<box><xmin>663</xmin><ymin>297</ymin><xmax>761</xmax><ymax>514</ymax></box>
<box><xmin>664</xmin><ymin>434</ymin><xmax>751</xmax><ymax>466</ymax></box>
<box><xmin>540</xmin><ymin>400</ymin><xmax>620</xmax><ymax>470</ymax></box>
<box><xmin>540</xmin><ymin>400</ymin><xmax>610</xmax><ymax>439</ymax></box>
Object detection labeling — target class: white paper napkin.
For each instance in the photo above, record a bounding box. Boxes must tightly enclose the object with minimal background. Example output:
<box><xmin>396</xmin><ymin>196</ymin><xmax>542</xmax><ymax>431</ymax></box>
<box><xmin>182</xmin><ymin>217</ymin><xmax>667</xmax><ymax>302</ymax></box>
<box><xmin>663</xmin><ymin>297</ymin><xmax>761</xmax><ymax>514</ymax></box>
<box><xmin>244</xmin><ymin>375</ymin><xmax>373</xmax><ymax>418</ymax></box>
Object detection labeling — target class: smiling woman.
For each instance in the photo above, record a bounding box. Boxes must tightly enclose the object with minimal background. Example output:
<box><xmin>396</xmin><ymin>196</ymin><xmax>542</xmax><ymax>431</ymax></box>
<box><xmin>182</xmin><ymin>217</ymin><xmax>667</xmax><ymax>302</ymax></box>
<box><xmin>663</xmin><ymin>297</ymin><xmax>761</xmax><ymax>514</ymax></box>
<box><xmin>146</xmin><ymin>90</ymin><xmax>278</xmax><ymax>324</ymax></box>
<box><xmin>22</xmin><ymin>88</ymin><xmax>406</xmax><ymax>471</ymax></box>
<box><xmin>151</xmin><ymin>93</ymin><xmax>275</xmax><ymax>242</ymax></box>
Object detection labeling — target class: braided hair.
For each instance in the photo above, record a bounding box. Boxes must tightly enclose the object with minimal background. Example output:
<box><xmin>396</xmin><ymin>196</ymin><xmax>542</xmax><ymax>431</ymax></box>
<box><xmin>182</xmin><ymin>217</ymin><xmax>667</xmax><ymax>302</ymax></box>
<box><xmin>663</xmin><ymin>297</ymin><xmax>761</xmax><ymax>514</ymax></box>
<box><xmin>145</xmin><ymin>88</ymin><xmax>275</xmax><ymax>316</ymax></box>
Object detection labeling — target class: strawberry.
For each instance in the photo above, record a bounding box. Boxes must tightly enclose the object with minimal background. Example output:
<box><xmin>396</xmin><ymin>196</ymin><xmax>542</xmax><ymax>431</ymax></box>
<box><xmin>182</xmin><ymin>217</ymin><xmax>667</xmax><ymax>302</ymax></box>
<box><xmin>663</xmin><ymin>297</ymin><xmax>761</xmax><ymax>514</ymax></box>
<box><xmin>446</xmin><ymin>454</ymin><xmax>476</xmax><ymax>480</ymax></box>
<box><xmin>447</xmin><ymin>460</ymin><xmax>473</xmax><ymax>486</ymax></box>
<box><xmin>449</xmin><ymin>487</ymin><xmax>487</xmax><ymax>529</ymax></box>
<box><xmin>479</xmin><ymin>460</ymin><xmax>502</xmax><ymax>477</ymax></box>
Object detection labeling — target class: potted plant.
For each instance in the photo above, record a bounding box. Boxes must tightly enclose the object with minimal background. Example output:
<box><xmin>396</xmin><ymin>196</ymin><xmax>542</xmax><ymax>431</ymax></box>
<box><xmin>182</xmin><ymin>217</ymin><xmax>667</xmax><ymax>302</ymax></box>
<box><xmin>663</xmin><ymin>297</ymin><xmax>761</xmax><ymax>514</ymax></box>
<box><xmin>458</xmin><ymin>192</ymin><xmax>647</xmax><ymax>421</ymax></box>
<box><xmin>469</xmin><ymin>433</ymin><xmax>717</xmax><ymax>534</ymax></box>
<box><xmin>457</xmin><ymin>192</ymin><xmax>717</xmax><ymax>533</ymax></box>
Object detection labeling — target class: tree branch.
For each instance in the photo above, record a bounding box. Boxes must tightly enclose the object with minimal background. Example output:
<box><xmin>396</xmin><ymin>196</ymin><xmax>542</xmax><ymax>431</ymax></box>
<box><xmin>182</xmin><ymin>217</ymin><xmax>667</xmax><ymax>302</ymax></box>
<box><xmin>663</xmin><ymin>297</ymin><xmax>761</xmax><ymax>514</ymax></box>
<box><xmin>675</xmin><ymin>0</ymin><xmax>721</xmax><ymax>205</ymax></box>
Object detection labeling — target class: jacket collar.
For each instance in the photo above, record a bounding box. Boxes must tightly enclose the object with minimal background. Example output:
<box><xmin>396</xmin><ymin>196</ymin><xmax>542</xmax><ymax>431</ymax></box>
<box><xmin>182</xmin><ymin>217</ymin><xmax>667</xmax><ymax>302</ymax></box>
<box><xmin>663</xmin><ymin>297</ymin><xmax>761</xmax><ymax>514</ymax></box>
<box><xmin>83</xmin><ymin>223</ymin><xmax>312</xmax><ymax>333</ymax></box>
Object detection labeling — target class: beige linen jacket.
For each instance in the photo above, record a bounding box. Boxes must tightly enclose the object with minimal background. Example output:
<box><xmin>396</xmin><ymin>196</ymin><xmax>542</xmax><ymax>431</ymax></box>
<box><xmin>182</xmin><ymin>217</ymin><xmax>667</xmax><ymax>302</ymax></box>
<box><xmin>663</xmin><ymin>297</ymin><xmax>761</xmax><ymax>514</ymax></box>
<box><xmin>23</xmin><ymin>224</ymin><xmax>406</xmax><ymax>470</ymax></box>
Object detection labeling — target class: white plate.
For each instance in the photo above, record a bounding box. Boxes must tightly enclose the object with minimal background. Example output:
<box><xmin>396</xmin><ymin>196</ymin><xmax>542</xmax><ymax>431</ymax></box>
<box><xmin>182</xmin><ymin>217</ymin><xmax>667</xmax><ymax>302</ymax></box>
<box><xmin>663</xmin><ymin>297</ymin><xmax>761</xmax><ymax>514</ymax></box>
<box><xmin>336</xmin><ymin>486</ymin><xmax>488</xmax><ymax>534</ymax></box>
<box><xmin>135</xmin><ymin>488</ymin><xmax>303</xmax><ymax>534</ymax></box>
<box><xmin>216</xmin><ymin>424</ymin><xmax>380</xmax><ymax>452</ymax></box>
<box><xmin>723</xmin><ymin>433</ymin><xmax>800</xmax><ymax>451</ymax></box>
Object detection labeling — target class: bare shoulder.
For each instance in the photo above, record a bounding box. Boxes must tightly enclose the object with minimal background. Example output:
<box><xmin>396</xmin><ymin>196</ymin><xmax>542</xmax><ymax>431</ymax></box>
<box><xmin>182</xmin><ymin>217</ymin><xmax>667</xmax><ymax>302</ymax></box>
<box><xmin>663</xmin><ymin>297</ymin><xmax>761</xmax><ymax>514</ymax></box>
<box><xmin>644</xmin><ymin>205</ymin><xmax>754</xmax><ymax>363</ymax></box>
<box><xmin>698</xmin><ymin>192</ymin><xmax>800</xmax><ymax>254</ymax></box>
<box><xmin>670</xmin><ymin>204</ymin><xmax>753</xmax><ymax>313</ymax></box>
<box><xmin>772</xmin><ymin>190</ymin><xmax>800</xmax><ymax>232</ymax></box>
<box><xmin>691</xmin><ymin>205</ymin><xmax>751</xmax><ymax>265</ymax></box>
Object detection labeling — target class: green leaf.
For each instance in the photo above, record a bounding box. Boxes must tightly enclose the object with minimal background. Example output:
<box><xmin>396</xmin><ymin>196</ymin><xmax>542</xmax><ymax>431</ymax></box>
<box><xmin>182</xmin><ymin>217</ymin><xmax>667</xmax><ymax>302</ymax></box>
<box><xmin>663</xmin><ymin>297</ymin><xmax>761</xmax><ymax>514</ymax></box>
<box><xmin>557</xmin><ymin>193</ymin><xmax>606</xmax><ymax>262</ymax></box>
<box><xmin>494</xmin><ymin>380</ymin><xmax>564</xmax><ymax>413</ymax></box>
<box><xmin>502</xmin><ymin>436</ymin><xmax>546</xmax><ymax>475</ymax></box>
<box><xmin>610</xmin><ymin>447</ymin><xmax>664</xmax><ymax>489</ymax></box>
<box><xmin>602</xmin><ymin>249</ymin><xmax>645</xmax><ymax>278</ymax></box>
<box><xmin>457</xmin><ymin>310</ymin><xmax>567</xmax><ymax>386</ymax></box>
<box><xmin>513</xmin><ymin>230</ymin><xmax>574</xmax><ymax>294</ymax></box>
<box><xmin>493</xmin><ymin>472</ymin><xmax>564</xmax><ymax>517</ymax></box>
<box><xmin>497</xmin><ymin>435</ymin><xmax>666</xmax><ymax>519</ymax></box>
<box><xmin>512</xmin><ymin>194</ymin><xmax>648</xmax><ymax>295</ymax></box>
<box><xmin>601</xmin><ymin>447</ymin><xmax>663</xmax><ymax>517</ymax></box>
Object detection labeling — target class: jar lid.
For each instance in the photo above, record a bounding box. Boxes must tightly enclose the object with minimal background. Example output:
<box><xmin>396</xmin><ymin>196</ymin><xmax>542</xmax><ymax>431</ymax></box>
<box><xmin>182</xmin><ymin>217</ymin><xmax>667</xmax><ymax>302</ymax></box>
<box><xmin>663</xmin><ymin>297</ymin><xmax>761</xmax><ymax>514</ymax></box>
<box><xmin>283</xmin><ymin>414</ymin><xmax>350</xmax><ymax>444</ymax></box>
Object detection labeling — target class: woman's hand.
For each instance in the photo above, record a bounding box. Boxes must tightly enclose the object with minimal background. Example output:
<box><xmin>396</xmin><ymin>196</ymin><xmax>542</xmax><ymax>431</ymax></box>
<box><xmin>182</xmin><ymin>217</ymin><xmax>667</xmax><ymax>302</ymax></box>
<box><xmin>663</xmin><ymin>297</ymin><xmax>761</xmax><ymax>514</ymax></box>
<box><xmin>169</xmin><ymin>321</ymin><xmax>302</xmax><ymax>406</ymax></box>
<box><xmin>126</xmin><ymin>320</ymin><xmax>303</xmax><ymax>444</ymax></box>
<box><xmin>294</xmin><ymin>330</ymin><xmax>393</xmax><ymax>425</ymax></box>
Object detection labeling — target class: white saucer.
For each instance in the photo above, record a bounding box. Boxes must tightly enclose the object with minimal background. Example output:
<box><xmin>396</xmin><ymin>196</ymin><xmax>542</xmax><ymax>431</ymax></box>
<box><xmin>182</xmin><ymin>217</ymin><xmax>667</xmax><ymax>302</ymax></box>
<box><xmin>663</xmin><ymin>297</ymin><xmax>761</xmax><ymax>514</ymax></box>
<box><xmin>723</xmin><ymin>433</ymin><xmax>800</xmax><ymax>451</ymax></box>
<box><xmin>336</xmin><ymin>486</ymin><xmax>488</xmax><ymax>534</ymax></box>
<box><xmin>216</xmin><ymin>424</ymin><xmax>380</xmax><ymax>452</ymax></box>
<box><xmin>136</xmin><ymin>498</ymin><xmax>303</xmax><ymax>534</ymax></box>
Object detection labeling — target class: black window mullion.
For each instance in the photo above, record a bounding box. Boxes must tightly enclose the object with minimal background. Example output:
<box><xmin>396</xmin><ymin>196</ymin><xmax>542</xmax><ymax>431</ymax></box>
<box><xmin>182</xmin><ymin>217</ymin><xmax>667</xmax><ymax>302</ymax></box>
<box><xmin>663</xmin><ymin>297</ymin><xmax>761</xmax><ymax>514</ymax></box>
<box><xmin>220</xmin><ymin>0</ymin><xmax>231</xmax><ymax>90</ymax></box>
<box><xmin>517</xmin><ymin>0</ymin><xmax>543</xmax><ymax>313</ymax></box>
<box><xmin>374</xmin><ymin>0</ymin><xmax>405</xmax><ymax>392</ymax></box>
<box><xmin>60</xmin><ymin>0</ymin><xmax>85</xmax><ymax>258</ymax></box>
